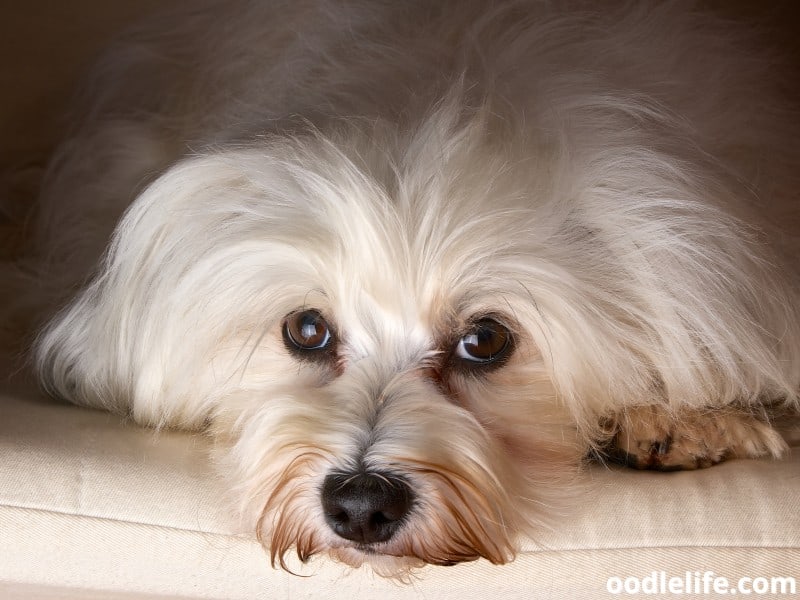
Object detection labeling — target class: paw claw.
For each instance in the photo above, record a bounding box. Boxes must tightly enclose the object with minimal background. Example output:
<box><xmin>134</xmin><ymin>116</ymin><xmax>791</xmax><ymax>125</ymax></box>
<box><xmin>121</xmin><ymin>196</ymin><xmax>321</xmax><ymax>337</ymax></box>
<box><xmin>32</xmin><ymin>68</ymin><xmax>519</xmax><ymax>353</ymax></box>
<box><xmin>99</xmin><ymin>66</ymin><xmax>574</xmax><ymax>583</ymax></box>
<box><xmin>651</xmin><ymin>437</ymin><xmax>671</xmax><ymax>457</ymax></box>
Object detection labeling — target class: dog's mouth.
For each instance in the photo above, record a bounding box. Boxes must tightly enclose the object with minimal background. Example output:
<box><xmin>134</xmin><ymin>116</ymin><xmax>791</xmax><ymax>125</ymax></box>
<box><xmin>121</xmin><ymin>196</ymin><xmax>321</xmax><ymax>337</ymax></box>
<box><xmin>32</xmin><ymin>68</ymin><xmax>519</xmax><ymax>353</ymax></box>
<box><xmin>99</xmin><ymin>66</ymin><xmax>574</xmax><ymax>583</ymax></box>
<box><xmin>343</xmin><ymin>537</ymin><xmax>476</xmax><ymax>563</ymax></box>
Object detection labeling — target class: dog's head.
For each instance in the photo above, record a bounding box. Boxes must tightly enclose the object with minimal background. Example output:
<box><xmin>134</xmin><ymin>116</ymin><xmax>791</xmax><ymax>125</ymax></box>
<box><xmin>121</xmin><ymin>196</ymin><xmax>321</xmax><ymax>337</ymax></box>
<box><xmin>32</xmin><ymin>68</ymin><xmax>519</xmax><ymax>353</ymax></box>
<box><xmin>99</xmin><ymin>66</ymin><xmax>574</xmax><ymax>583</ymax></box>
<box><xmin>35</xmin><ymin>106</ymin><xmax>646</xmax><ymax>575</ymax></box>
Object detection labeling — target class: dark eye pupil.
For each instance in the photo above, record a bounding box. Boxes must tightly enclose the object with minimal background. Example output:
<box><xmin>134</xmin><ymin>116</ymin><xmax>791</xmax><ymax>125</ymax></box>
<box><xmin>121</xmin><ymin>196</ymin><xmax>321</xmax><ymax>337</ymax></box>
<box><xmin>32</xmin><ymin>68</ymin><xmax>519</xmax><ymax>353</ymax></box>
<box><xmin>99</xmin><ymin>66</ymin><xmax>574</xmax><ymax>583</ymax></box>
<box><xmin>457</xmin><ymin>319</ymin><xmax>511</xmax><ymax>364</ymax></box>
<box><xmin>284</xmin><ymin>310</ymin><xmax>331</xmax><ymax>351</ymax></box>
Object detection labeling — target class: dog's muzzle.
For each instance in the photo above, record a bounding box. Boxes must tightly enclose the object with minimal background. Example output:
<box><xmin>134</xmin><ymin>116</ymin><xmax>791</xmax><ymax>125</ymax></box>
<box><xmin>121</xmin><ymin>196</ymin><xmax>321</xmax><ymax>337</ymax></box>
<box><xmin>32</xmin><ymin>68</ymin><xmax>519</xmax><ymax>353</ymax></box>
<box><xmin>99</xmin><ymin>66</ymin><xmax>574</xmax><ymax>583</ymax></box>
<box><xmin>321</xmin><ymin>471</ymin><xmax>413</xmax><ymax>545</ymax></box>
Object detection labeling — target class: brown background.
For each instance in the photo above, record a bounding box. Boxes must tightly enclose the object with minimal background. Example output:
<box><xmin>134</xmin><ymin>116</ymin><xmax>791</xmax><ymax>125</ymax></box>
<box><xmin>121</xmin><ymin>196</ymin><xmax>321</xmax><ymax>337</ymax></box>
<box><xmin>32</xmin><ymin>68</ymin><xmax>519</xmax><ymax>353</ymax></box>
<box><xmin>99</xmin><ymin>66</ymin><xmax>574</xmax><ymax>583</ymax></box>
<box><xmin>0</xmin><ymin>1</ymin><xmax>797</xmax><ymax>213</ymax></box>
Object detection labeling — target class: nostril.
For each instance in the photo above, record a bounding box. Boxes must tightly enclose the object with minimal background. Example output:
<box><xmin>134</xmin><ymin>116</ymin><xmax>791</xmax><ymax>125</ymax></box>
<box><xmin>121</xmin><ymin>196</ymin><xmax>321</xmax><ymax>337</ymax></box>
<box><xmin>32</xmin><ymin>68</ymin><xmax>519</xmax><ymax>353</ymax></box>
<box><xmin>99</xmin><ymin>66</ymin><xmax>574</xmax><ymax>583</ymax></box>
<box><xmin>321</xmin><ymin>471</ymin><xmax>413</xmax><ymax>545</ymax></box>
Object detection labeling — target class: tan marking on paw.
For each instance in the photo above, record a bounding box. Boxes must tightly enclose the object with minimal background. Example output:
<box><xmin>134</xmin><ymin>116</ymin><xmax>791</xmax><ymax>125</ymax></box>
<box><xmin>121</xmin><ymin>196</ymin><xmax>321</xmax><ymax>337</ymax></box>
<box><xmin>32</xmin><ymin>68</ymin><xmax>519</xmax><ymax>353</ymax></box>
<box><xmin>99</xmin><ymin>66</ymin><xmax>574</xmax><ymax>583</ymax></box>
<box><xmin>607</xmin><ymin>405</ymin><xmax>788</xmax><ymax>471</ymax></box>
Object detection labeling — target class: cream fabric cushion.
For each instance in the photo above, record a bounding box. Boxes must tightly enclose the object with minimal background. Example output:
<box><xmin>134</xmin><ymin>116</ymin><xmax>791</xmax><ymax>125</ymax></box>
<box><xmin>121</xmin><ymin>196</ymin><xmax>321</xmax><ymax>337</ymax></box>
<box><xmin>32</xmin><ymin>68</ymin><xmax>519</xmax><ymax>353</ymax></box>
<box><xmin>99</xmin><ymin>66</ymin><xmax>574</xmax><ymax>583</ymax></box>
<box><xmin>1</xmin><ymin>382</ymin><xmax>798</xmax><ymax>599</ymax></box>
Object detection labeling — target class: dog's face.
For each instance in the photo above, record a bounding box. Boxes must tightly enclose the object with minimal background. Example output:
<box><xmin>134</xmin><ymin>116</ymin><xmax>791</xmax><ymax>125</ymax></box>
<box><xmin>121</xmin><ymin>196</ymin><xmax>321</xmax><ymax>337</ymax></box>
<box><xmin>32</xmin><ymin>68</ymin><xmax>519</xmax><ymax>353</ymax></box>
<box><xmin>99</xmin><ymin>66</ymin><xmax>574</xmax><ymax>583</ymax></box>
<box><xmin>230</xmin><ymin>290</ymin><xmax>571</xmax><ymax>573</ymax></box>
<box><xmin>195</xmin><ymin>129</ymin><xmax>581</xmax><ymax>575</ymax></box>
<box><xmin>38</xmin><ymin>111</ymin><xmax>583</xmax><ymax>576</ymax></box>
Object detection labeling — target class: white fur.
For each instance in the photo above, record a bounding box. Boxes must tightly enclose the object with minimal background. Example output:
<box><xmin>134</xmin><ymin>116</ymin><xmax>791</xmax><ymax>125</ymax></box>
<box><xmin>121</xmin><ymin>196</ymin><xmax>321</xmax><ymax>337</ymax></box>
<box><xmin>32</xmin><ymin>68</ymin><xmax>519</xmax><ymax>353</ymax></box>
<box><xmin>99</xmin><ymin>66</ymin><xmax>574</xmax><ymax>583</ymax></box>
<box><xmin>17</xmin><ymin>0</ymin><xmax>800</xmax><ymax>576</ymax></box>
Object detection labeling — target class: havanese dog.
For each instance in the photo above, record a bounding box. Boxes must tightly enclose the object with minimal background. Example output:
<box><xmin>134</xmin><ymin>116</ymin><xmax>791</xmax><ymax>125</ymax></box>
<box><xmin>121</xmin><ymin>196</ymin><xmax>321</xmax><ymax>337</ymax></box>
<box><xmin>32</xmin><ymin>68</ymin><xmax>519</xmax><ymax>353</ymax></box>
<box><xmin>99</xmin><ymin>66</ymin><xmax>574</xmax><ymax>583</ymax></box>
<box><xmin>5</xmin><ymin>0</ymin><xmax>799</xmax><ymax>577</ymax></box>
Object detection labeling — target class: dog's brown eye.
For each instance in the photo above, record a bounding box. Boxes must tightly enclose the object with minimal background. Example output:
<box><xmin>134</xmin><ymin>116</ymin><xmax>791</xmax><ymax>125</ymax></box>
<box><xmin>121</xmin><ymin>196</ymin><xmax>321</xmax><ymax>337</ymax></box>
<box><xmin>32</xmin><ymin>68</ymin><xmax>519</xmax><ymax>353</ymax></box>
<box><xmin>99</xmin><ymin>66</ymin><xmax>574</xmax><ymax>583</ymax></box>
<box><xmin>283</xmin><ymin>310</ymin><xmax>333</xmax><ymax>352</ymax></box>
<box><xmin>454</xmin><ymin>318</ymin><xmax>512</xmax><ymax>365</ymax></box>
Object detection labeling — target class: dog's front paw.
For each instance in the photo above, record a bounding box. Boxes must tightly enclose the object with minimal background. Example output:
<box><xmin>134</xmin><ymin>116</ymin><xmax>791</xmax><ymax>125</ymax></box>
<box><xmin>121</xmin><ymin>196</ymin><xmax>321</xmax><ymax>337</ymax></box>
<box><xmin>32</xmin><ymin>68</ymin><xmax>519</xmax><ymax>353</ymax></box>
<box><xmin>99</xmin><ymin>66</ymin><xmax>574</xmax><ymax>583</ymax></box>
<box><xmin>604</xmin><ymin>405</ymin><xmax>788</xmax><ymax>471</ymax></box>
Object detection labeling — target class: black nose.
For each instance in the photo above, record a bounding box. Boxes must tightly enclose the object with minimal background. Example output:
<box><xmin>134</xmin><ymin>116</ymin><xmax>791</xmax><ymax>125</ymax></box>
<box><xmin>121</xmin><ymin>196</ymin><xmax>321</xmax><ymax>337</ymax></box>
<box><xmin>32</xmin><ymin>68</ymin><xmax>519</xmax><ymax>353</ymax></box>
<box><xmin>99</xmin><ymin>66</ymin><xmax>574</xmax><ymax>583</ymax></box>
<box><xmin>321</xmin><ymin>471</ymin><xmax>413</xmax><ymax>545</ymax></box>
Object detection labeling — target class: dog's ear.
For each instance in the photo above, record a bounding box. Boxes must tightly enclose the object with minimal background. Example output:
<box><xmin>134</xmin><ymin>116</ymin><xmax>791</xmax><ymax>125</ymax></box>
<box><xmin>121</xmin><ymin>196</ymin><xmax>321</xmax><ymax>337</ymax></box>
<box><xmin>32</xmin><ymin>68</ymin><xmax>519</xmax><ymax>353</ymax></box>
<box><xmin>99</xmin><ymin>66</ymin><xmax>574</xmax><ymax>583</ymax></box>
<box><xmin>33</xmin><ymin>152</ymin><xmax>297</xmax><ymax>428</ymax></box>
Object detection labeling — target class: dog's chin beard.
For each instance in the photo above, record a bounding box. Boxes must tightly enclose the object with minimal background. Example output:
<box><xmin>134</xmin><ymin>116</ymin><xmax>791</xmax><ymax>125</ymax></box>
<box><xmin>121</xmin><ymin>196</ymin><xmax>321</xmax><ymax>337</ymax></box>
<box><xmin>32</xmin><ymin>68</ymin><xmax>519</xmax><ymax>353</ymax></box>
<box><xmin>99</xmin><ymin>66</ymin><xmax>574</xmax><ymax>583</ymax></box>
<box><xmin>265</xmin><ymin>529</ymin><xmax>487</xmax><ymax>579</ymax></box>
<box><xmin>327</xmin><ymin>547</ymin><xmax>429</xmax><ymax>578</ymax></box>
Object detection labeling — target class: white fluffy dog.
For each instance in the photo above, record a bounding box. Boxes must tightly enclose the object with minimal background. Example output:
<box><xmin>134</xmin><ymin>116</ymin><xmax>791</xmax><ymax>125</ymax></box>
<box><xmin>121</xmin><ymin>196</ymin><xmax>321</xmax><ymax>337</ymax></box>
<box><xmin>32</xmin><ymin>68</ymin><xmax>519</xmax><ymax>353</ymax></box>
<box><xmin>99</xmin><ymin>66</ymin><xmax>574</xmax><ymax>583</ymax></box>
<box><xmin>10</xmin><ymin>0</ymin><xmax>800</xmax><ymax>576</ymax></box>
